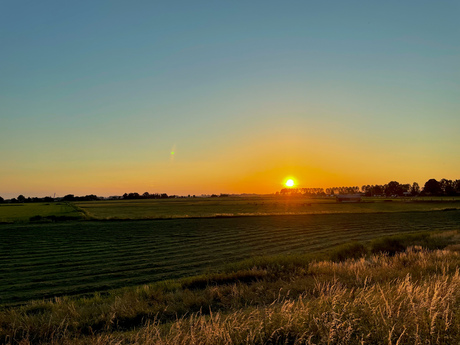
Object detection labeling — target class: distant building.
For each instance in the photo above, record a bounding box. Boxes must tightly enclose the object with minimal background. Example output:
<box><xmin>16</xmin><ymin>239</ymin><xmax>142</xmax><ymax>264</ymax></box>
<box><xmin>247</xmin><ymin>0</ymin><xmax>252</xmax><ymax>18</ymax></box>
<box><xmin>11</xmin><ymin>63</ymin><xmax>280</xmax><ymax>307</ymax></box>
<box><xmin>336</xmin><ymin>194</ymin><xmax>362</xmax><ymax>203</ymax></box>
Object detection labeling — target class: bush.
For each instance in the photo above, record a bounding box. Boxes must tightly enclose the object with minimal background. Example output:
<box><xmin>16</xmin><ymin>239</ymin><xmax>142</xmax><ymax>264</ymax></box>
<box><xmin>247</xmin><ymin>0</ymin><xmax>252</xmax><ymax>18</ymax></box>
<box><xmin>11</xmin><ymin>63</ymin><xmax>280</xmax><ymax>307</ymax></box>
<box><xmin>371</xmin><ymin>237</ymin><xmax>406</xmax><ymax>255</ymax></box>
<box><xmin>329</xmin><ymin>242</ymin><xmax>367</xmax><ymax>262</ymax></box>
<box><xmin>370</xmin><ymin>232</ymin><xmax>455</xmax><ymax>256</ymax></box>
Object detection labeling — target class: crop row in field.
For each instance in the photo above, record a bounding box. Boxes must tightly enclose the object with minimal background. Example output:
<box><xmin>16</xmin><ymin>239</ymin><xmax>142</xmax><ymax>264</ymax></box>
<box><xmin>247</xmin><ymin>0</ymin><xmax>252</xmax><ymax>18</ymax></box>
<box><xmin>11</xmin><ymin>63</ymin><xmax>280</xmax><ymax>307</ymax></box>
<box><xmin>1</xmin><ymin>210</ymin><xmax>459</xmax><ymax>306</ymax></box>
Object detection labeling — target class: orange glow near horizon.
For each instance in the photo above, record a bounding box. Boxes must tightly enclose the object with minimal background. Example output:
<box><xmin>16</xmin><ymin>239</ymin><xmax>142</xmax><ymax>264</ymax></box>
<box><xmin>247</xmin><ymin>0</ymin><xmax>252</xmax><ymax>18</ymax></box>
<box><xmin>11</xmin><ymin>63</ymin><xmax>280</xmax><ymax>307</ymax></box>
<box><xmin>2</xmin><ymin>138</ymin><xmax>458</xmax><ymax>199</ymax></box>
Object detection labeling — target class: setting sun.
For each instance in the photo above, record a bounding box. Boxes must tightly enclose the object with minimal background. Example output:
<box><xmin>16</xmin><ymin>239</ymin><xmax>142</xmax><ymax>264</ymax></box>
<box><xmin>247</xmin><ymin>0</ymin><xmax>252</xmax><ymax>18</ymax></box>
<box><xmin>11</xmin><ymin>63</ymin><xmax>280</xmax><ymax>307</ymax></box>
<box><xmin>285</xmin><ymin>179</ymin><xmax>295</xmax><ymax>187</ymax></box>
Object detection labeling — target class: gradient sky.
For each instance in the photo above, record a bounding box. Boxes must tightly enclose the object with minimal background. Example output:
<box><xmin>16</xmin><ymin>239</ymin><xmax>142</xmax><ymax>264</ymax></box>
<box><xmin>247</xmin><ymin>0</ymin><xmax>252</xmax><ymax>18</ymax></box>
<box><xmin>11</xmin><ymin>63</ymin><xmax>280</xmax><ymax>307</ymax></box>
<box><xmin>1</xmin><ymin>1</ymin><xmax>459</xmax><ymax>198</ymax></box>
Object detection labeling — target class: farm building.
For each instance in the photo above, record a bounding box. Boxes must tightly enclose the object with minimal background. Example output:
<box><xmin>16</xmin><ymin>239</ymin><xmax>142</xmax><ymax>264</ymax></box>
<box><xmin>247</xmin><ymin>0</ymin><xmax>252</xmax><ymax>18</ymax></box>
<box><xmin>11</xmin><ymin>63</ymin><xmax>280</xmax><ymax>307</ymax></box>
<box><xmin>336</xmin><ymin>194</ymin><xmax>362</xmax><ymax>203</ymax></box>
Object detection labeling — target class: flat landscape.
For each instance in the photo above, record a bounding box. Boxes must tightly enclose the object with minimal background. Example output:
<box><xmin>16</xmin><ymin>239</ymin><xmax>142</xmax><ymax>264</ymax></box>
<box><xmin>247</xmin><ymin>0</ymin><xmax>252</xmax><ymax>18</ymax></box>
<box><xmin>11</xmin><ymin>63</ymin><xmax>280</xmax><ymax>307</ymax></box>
<box><xmin>3</xmin><ymin>2</ymin><xmax>458</xmax><ymax>342</ymax></box>
<box><xmin>1</xmin><ymin>197</ymin><xmax>459</xmax><ymax>307</ymax></box>
<box><xmin>75</xmin><ymin>196</ymin><xmax>460</xmax><ymax>220</ymax></box>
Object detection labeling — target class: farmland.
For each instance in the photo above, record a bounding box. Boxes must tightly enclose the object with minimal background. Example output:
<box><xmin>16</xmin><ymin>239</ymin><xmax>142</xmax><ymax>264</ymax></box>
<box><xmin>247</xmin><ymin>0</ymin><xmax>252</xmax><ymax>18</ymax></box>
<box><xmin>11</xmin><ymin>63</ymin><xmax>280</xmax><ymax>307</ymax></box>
<box><xmin>0</xmin><ymin>202</ymin><xmax>81</xmax><ymax>223</ymax></box>
<box><xmin>3</xmin><ymin>231</ymin><xmax>460</xmax><ymax>344</ymax></box>
<box><xmin>75</xmin><ymin>196</ymin><xmax>460</xmax><ymax>220</ymax></box>
<box><xmin>1</xmin><ymin>208</ymin><xmax>459</xmax><ymax>306</ymax></box>
<box><xmin>1</xmin><ymin>196</ymin><xmax>459</xmax><ymax>223</ymax></box>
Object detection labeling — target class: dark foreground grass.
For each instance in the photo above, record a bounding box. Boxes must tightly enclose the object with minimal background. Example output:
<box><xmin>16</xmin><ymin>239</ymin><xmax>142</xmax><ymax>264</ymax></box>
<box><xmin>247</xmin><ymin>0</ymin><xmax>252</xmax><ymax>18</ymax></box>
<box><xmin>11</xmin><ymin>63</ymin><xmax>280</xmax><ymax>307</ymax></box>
<box><xmin>1</xmin><ymin>230</ymin><xmax>460</xmax><ymax>344</ymax></box>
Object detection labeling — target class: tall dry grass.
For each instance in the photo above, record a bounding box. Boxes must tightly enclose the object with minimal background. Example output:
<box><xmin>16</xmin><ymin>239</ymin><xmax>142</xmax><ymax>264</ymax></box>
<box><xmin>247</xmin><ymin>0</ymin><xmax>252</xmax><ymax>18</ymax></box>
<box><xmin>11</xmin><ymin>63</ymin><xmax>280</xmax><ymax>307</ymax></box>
<box><xmin>5</xmin><ymin>247</ymin><xmax>460</xmax><ymax>344</ymax></box>
<box><xmin>116</xmin><ymin>248</ymin><xmax>460</xmax><ymax>345</ymax></box>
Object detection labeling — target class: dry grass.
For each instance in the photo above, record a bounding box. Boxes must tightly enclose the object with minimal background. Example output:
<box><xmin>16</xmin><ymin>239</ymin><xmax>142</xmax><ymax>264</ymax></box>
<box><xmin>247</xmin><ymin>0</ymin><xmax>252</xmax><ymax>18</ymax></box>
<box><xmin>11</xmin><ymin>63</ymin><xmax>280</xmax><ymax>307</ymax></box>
<box><xmin>118</xmin><ymin>249</ymin><xmax>460</xmax><ymax>345</ymax></box>
<box><xmin>4</xmin><ymin>245</ymin><xmax>460</xmax><ymax>344</ymax></box>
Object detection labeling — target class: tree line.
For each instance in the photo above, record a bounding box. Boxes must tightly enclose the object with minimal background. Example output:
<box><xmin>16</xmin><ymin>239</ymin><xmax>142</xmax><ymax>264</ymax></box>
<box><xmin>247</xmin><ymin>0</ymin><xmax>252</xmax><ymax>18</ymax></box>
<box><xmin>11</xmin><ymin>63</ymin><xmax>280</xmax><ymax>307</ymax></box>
<box><xmin>1</xmin><ymin>178</ymin><xmax>460</xmax><ymax>203</ymax></box>
<box><xmin>278</xmin><ymin>178</ymin><xmax>460</xmax><ymax>197</ymax></box>
<box><xmin>121</xmin><ymin>192</ymin><xmax>171</xmax><ymax>200</ymax></box>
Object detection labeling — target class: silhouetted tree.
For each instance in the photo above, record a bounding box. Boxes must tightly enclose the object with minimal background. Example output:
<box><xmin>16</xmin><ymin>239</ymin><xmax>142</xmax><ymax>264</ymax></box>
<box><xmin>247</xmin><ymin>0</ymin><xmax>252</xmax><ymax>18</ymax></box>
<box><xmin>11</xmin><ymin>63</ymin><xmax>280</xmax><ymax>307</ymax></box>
<box><xmin>0</xmin><ymin>196</ymin><xmax>4</xmax><ymax>203</ymax></box>
<box><xmin>373</xmin><ymin>185</ymin><xmax>384</xmax><ymax>196</ymax></box>
<box><xmin>17</xmin><ymin>195</ymin><xmax>26</xmax><ymax>203</ymax></box>
<box><xmin>122</xmin><ymin>192</ymin><xmax>141</xmax><ymax>199</ymax></box>
<box><xmin>385</xmin><ymin>181</ymin><xmax>403</xmax><ymax>197</ymax></box>
<box><xmin>80</xmin><ymin>194</ymin><xmax>99</xmax><ymax>201</ymax></box>
<box><xmin>63</xmin><ymin>194</ymin><xmax>76</xmax><ymax>201</ymax></box>
<box><xmin>400</xmin><ymin>184</ymin><xmax>410</xmax><ymax>195</ymax></box>
<box><xmin>440</xmin><ymin>178</ymin><xmax>456</xmax><ymax>196</ymax></box>
<box><xmin>423</xmin><ymin>179</ymin><xmax>442</xmax><ymax>196</ymax></box>
<box><xmin>454</xmin><ymin>180</ymin><xmax>460</xmax><ymax>195</ymax></box>
<box><xmin>410</xmin><ymin>182</ymin><xmax>420</xmax><ymax>196</ymax></box>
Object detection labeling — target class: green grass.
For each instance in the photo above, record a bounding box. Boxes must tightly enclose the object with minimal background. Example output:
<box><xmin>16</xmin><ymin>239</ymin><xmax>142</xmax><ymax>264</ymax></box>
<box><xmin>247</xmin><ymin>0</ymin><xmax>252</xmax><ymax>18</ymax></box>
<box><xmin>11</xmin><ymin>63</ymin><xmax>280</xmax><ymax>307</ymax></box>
<box><xmin>1</xmin><ymin>198</ymin><xmax>459</xmax><ymax>343</ymax></box>
<box><xmin>1</xmin><ymin>210</ymin><xmax>459</xmax><ymax>306</ymax></box>
<box><xmin>1</xmin><ymin>230</ymin><xmax>460</xmax><ymax>344</ymax></box>
<box><xmin>75</xmin><ymin>196</ymin><xmax>460</xmax><ymax>220</ymax></box>
<box><xmin>1</xmin><ymin>196</ymin><xmax>458</xmax><ymax>223</ymax></box>
<box><xmin>0</xmin><ymin>202</ymin><xmax>83</xmax><ymax>223</ymax></box>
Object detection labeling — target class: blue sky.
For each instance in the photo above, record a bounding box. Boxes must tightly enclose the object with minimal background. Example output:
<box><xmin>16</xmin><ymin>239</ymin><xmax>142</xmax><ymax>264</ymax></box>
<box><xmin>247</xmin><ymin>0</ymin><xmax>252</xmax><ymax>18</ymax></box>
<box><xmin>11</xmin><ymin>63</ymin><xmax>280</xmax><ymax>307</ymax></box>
<box><xmin>1</xmin><ymin>1</ymin><xmax>459</xmax><ymax>197</ymax></box>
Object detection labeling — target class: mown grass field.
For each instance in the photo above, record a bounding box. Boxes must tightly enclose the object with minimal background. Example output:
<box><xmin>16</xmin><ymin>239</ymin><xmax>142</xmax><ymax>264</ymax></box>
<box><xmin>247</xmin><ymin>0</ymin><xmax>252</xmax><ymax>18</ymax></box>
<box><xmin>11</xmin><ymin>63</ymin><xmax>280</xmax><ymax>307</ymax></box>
<box><xmin>75</xmin><ymin>196</ymin><xmax>460</xmax><ymax>220</ymax></box>
<box><xmin>1</xmin><ymin>210</ymin><xmax>459</xmax><ymax>306</ymax></box>
<box><xmin>3</xmin><ymin>231</ymin><xmax>460</xmax><ymax>344</ymax></box>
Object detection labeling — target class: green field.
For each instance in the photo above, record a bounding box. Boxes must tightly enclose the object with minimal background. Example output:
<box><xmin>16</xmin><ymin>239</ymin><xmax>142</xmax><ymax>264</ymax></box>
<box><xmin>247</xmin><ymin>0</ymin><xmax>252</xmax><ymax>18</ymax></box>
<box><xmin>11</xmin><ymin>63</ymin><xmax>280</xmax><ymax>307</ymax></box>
<box><xmin>0</xmin><ymin>202</ymin><xmax>82</xmax><ymax>223</ymax></box>
<box><xmin>1</xmin><ymin>209</ymin><xmax>459</xmax><ymax>306</ymax></box>
<box><xmin>1</xmin><ymin>196</ymin><xmax>459</xmax><ymax>223</ymax></box>
<box><xmin>3</xmin><ymin>231</ymin><xmax>460</xmax><ymax>344</ymax></box>
<box><xmin>75</xmin><ymin>196</ymin><xmax>460</xmax><ymax>220</ymax></box>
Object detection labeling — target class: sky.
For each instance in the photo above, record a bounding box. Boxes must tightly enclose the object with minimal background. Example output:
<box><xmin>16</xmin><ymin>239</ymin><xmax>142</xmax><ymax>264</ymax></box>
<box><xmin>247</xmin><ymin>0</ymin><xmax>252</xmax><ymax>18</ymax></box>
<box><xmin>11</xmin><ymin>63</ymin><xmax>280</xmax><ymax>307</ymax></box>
<box><xmin>1</xmin><ymin>1</ymin><xmax>459</xmax><ymax>198</ymax></box>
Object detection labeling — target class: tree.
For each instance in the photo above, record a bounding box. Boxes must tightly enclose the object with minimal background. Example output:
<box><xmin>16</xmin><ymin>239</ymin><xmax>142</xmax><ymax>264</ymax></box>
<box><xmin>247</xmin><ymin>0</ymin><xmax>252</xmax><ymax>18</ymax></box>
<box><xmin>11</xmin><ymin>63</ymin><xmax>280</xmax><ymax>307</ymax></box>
<box><xmin>129</xmin><ymin>192</ymin><xmax>140</xmax><ymax>199</ymax></box>
<box><xmin>423</xmin><ymin>179</ymin><xmax>442</xmax><ymax>196</ymax></box>
<box><xmin>401</xmin><ymin>184</ymin><xmax>411</xmax><ymax>194</ymax></box>
<box><xmin>82</xmin><ymin>194</ymin><xmax>99</xmax><ymax>201</ymax></box>
<box><xmin>454</xmin><ymin>180</ymin><xmax>460</xmax><ymax>194</ymax></box>
<box><xmin>440</xmin><ymin>178</ymin><xmax>455</xmax><ymax>196</ymax></box>
<box><xmin>385</xmin><ymin>181</ymin><xmax>403</xmax><ymax>197</ymax></box>
<box><xmin>63</xmin><ymin>194</ymin><xmax>76</xmax><ymax>201</ymax></box>
<box><xmin>373</xmin><ymin>185</ymin><xmax>384</xmax><ymax>196</ymax></box>
<box><xmin>362</xmin><ymin>185</ymin><xmax>371</xmax><ymax>195</ymax></box>
<box><xmin>17</xmin><ymin>195</ymin><xmax>26</xmax><ymax>203</ymax></box>
<box><xmin>0</xmin><ymin>196</ymin><xmax>4</xmax><ymax>203</ymax></box>
<box><xmin>410</xmin><ymin>182</ymin><xmax>420</xmax><ymax>196</ymax></box>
